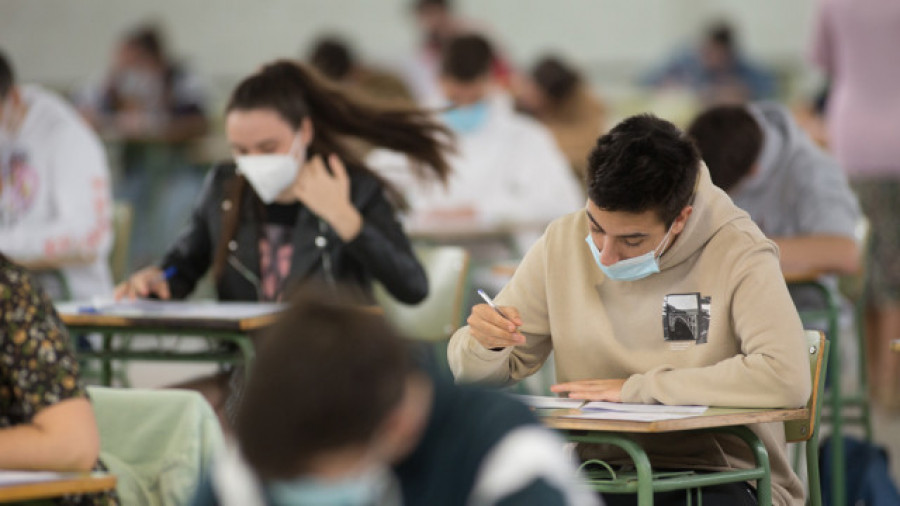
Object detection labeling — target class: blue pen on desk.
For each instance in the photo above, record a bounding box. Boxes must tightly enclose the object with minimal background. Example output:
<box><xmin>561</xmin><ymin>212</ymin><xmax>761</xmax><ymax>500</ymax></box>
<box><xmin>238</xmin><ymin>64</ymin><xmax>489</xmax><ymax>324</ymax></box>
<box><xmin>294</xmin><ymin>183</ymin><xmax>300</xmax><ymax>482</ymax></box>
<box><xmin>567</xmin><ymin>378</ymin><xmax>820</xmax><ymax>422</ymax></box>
<box><xmin>162</xmin><ymin>266</ymin><xmax>177</xmax><ymax>281</ymax></box>
<box><xmin>476</xmin><ymin>289</ymin><xmax>511</xmax><ymax>321</ymax></box>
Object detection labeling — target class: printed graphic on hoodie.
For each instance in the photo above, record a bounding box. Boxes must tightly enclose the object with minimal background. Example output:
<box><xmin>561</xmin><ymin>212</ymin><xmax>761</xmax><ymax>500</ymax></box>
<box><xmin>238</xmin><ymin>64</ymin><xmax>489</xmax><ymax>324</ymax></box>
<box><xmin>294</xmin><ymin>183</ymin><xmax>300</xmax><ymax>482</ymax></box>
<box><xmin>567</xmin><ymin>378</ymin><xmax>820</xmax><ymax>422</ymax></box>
<box><xmin>662</xmin><ymin>293</ymin><xmax>711</xmax><ymax>344</ymax></box>
<box><xmin>0</xmin><ymin>148</ymin><xmax>39</xmax><ymax>226</ymax></box>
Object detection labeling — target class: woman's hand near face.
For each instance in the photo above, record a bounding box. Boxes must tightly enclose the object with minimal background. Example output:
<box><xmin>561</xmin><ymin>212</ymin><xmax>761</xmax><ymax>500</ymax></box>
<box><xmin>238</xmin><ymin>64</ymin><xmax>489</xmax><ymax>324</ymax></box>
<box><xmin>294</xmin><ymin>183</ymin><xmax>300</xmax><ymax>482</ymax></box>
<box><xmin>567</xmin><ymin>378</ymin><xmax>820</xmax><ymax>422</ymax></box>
<box><xmin>292</xmin><ymin>154</ymin><xmax>363</xmax><ymax>242</ymax></box>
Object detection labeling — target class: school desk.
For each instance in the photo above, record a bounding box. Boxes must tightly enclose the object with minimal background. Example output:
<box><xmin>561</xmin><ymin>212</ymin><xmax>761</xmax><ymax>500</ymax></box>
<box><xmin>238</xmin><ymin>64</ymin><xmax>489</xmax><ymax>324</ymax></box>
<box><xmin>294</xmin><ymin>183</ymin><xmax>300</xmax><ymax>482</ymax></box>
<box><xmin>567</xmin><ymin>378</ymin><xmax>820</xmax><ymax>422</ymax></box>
<box><xmin>541</xmin><ymin>407</ymin><xmax>807</xmax><ymax>506</ymax></box>
<box><xmin>0</xmin><ymin>472</ymin><xmax>116</xmax><ymax>503</ymax></box>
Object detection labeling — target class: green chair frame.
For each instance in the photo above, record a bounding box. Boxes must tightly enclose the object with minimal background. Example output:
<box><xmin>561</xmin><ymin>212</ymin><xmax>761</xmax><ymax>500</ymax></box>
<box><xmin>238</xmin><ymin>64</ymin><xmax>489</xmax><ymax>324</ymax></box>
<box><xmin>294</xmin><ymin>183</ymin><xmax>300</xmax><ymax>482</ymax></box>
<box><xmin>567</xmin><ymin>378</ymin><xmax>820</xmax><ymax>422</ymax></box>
<box><xmin>572</xmin><ymin>331</ymin><xmax>828</xmax><ymax>506</ymax></box>
<box><xmin>792</xmin><ymin>217</ymin><xmax>873</xmax><ymax>504</ymax></box>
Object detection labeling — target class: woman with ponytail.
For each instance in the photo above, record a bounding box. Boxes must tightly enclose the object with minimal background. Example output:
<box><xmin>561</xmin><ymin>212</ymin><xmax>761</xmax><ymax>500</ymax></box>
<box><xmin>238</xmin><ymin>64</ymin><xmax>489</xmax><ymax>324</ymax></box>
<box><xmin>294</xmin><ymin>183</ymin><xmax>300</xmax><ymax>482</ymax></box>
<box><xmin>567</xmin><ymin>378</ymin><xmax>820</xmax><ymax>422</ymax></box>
<box><xmin>115</xmin><ymin>60</ymin><xmax>452</xmax><ymax>305</ymax></box>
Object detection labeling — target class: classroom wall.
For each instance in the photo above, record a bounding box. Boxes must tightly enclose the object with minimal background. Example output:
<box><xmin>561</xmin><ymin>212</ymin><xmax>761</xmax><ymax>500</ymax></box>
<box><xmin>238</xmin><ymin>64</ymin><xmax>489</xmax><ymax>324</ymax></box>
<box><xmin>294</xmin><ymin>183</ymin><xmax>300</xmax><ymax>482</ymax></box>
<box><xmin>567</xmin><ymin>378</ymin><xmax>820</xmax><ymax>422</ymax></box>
<box><xmin>0</xmin><ymin>0</ymin><xmax>821</xmax><ymax>96</ymax></box>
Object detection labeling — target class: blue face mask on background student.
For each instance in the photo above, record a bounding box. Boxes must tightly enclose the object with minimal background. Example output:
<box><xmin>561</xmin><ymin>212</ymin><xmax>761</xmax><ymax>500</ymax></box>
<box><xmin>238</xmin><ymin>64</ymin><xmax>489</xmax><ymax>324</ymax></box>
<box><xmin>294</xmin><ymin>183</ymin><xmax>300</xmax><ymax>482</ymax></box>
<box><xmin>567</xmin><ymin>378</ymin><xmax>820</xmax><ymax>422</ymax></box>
<box><xmin>267</xmin><ymin>465</ymin><xmax>393</xmax><ymax>506</ymax></box>
<box><xmin>584</xmin><ymin>226</ymin><xmax>673</xmax><ymax>282</ymax></box>
<box><xmin>441</xmin><ymin>101</ymin><xmax>489</xmax><ymax>134</ymax></box>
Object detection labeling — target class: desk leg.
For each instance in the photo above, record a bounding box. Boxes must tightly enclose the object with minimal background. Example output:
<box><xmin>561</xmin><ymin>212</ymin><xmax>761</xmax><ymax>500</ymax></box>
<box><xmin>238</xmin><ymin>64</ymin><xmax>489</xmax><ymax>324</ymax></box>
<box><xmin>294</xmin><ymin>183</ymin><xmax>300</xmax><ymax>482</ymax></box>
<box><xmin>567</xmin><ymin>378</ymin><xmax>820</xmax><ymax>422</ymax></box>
<box><xmin>827</xmin><ymin>306</ymin><xmax>844</xmax><ymax>506</ymax></box>
<box><xmin>567</xmin><ymin>431</ymin><xmax>654</xmax><ymax>506</ymax></box>
<box><xmin>719</xmin><ymin>426</ymin><xmax>772</xmax><ymax>506</ymax></box>
<box><xmin>101</xmin><ymin>333</ymin><xmax>113</xmax><ymax>387</ymax></box>
<box><xmin>233</xmin><ymin>336</ymin><xmax>256</xmax><ymax>377</ymax></box>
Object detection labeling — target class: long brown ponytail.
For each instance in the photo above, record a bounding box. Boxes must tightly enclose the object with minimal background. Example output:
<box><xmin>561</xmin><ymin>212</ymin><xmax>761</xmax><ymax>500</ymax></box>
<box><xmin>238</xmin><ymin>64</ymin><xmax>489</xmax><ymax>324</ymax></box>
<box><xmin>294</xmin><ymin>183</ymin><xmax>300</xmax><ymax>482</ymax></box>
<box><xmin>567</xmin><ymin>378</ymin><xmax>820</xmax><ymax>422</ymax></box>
<box><xmin>212</xmin><ymin>60</ymin><xmax>453</xmax><ymax>281</ymax></box>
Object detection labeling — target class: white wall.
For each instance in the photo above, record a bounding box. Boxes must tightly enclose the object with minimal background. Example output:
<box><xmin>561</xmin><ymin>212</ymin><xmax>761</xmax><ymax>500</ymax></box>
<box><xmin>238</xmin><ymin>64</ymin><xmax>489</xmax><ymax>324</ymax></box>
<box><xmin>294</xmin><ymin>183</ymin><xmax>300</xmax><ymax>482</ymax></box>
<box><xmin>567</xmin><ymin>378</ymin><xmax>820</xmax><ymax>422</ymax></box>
<box><xmin>0</xmin><ymin>0</ymin><xmax>822</xmax><ymax>98</ymax></box>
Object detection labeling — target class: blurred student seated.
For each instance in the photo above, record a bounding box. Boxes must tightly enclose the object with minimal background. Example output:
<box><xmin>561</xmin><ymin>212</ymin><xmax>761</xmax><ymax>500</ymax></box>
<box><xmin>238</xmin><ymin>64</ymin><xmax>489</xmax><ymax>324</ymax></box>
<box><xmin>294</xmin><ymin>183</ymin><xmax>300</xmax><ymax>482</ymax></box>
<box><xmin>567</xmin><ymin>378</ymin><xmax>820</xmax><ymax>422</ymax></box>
<box><xmin>402</xmin><ymin>0</ymin><xmax>511</xmax><ymax>107</ymax></box>
<box><xmin>192</xmin><ymin>290</ymin><xmax>598</xmax><ymax>506</ymax></box>
<box><xmin>514</xmin><ymin>55</ymin><xmax>605</xmax><ymax>189</ymax></box>
<box><xmin>641</xmin><ymin>21</ymin><xmax>776</xmax><ymax>105</ymax></box>
<box><xmin>308</xmin><ymin>35</ymin><xmax>414</xmax><ymax>106</ymax></box>
<box><xmin>77</xmin><ymin>23</ymin><xmax>210</xmax><ymax>269</ymax></box>
<box><xmin>0</xmin><ymin>253</ymin><xmax>118</xmax><ymax>505</ymax></box>
<box><xmin>371</xmin><ymin>34</ymin><xmax>582</xmax><ymax>233</ymax></box>
<box><xmin>77</xmin><ymin>23</ymin><xmax>208</xmax><ymax>143</ymax></box>
<box><xmin>0</xmin><ymin>49</ymin><xmax>113</xmax><ymax>301</ymax></box>
<box><xmin>687</xmin><ymin>101</ymin><xmax>861</xmax><ymax>309</ymax></box>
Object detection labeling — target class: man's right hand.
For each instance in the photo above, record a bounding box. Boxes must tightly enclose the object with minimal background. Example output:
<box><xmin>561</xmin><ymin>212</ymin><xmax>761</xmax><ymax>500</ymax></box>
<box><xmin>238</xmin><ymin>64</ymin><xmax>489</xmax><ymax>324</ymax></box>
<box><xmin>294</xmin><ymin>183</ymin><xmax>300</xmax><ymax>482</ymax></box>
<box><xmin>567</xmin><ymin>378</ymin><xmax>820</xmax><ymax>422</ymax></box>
<box><xmin>113</xmin><ymin>266</ymin><xmax>171</xmax><ymax>300</ymax></box>
<box><xmin>467</xmin><ymin>304</ymin><xmax>526</xmax><ymax>350</ymax></box>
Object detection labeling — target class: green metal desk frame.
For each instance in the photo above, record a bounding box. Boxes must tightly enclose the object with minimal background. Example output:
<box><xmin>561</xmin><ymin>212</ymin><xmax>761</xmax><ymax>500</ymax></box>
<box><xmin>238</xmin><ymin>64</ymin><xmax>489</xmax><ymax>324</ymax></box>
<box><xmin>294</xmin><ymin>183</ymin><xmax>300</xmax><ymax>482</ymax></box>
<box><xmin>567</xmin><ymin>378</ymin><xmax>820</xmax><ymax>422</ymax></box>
<box><xmin>565</xmin><ymin>425</ymin><xmax>771</xmax><ymax>506</ymax></box>
<box><xmin>67</xmin><ymin>324</ymin><xmax>257</xmax><ymax>386</ymax></box>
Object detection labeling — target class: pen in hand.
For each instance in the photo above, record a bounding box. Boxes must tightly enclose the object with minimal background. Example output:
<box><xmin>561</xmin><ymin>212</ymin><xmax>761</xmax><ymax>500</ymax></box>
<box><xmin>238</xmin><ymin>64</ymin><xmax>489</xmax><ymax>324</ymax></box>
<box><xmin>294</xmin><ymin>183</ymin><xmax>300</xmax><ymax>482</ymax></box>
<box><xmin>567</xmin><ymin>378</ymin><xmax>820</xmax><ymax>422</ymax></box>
<box><xmin>477</xmin><ymin>289</ymin><xmax>511</xmax><ymax>321</ymax></box>
<box><xmin>476</xmin><ymin>289</ymin><xmax>525</xmax><ymax>349</ymax></box>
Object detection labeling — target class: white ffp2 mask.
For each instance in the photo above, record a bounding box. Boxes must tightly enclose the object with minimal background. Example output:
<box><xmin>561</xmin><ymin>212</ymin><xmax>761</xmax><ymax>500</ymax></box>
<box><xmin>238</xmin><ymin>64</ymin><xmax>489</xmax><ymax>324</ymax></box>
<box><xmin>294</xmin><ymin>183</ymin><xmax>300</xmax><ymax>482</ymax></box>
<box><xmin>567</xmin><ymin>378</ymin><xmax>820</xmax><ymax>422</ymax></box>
<box><xmin>235</xmin><ymin>138</ymin><xmax>305</xmax><ymax>204</ymax></box>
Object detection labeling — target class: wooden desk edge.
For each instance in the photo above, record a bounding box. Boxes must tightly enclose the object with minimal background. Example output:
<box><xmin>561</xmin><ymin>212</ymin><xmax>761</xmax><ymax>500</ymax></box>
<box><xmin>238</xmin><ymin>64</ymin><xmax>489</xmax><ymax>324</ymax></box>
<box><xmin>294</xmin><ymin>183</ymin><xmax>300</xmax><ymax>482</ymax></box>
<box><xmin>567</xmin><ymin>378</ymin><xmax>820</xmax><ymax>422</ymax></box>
<box><xmin>540</xmin><ymin>407</ymin><xmax>808</xmax><ymax>433</ymax></box>
<box><xmin>0</xmin><ymin>474</ymin><xmax>116</xmax><ymax>502</ymax></box>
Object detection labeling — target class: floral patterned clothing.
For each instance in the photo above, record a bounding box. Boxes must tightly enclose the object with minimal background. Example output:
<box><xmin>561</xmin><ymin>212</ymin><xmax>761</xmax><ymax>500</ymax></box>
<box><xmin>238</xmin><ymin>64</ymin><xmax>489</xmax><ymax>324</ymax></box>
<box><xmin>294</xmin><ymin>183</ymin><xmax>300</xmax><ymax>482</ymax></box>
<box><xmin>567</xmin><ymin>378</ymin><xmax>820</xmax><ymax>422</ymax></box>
<box><xmin>0</xmin><ymin>255</ymin><xmax>117</xmax><ymax>505</ymax></box>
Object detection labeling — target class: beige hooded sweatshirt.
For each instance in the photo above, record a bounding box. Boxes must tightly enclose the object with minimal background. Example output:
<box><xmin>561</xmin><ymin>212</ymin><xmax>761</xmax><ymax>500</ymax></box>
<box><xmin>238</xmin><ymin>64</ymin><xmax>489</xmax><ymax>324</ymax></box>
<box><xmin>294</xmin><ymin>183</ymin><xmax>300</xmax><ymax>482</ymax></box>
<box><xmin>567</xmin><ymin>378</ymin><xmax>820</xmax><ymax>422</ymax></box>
<box><xmin>448</xmin><ymin>165</ymin><xmax>811</xmax><ymax>505</ymax></box>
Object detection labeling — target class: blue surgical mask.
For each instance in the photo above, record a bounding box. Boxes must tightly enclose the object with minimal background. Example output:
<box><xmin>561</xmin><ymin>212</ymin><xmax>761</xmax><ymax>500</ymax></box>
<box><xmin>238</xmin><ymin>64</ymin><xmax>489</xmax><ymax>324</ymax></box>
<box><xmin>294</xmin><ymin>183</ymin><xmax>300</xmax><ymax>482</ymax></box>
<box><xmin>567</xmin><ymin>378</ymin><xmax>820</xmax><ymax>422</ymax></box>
<box><xmin>267</xmin><ymin>465</ymin><xmax>393</xmax><ymax>506</ymax></box>
<box><xmin>441</xmin><ymin>101</ymin><xmax>489</xmax><ymax>134</ymax></box>
<box><xmin>585</xmin><ymin>226</ymin><xmax>674</xmax><ymax>282</ymax></box>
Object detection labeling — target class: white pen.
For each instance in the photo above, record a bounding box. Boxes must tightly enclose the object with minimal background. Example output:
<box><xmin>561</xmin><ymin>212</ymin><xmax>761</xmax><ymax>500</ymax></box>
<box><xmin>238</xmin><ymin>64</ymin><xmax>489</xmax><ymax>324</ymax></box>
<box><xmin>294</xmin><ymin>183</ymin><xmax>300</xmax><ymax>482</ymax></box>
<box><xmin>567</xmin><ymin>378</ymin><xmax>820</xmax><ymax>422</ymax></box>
<box><xmin>476</xmin><ymin>289</ymin><xmax>511</xmax><ymax>321</ymax></box>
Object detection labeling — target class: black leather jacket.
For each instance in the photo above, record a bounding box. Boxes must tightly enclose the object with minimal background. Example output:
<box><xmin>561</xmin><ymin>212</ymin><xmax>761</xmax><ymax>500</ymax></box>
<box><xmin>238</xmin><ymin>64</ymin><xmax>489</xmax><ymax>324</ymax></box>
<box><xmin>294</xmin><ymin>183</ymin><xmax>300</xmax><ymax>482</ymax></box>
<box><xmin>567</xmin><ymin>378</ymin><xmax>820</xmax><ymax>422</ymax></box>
<box><xmin>160</xmin><ymin>163</ymin><xmax>427</xmax><ymax>304</ymax></box>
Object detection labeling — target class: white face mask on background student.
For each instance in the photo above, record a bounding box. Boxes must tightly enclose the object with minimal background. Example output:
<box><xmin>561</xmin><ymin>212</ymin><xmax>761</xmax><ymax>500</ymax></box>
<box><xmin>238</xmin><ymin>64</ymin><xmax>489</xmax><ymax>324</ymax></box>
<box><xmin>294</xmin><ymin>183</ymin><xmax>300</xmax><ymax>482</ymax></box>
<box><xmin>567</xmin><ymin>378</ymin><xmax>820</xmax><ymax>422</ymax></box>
<box><xmin>235</xmin><ymin>136</ymin><xmax>306</xmax><ymax>204</ymax></box>
<box><xmin>267</xmin><ymin>464</ymin><xmax>398</xmax><ymax>506</ymax></box>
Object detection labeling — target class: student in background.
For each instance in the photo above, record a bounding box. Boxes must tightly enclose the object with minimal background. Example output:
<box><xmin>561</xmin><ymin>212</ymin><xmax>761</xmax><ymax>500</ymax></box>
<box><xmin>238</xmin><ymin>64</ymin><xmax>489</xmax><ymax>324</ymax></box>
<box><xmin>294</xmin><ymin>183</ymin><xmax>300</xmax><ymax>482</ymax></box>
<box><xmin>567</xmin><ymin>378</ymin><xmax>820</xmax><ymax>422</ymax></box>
<box><xmin>810</xmin><ymin>0</ymin><xmax>900</xmax><ymax>410</ymax></box>
<box><xmin>77</xmin><ymin>23</ymin><xmax>209</xmax><ymax>270</ymax></box>
<box><xmin>687</xmin><ymin>102</ymin><xmax>861</xmax><ymax>310</ymax></box>
<box><xmin>374</xmin><ymin>34</ymin><xmax>582</xmax><ymax>229</ymax></box>
<box><xmin>308</xmin><ymin>35</ymin><xmax>414</xmax><ymax>106</ymax></box>
<box><xmin>514</xmin><ymin>55</ymin><xmax>606</xmax><ymax>188</ymax></box>
<box><xmin>402</xmin><ymin>0</ymin><xmax>510</xmax><ymax>107</ymax></box>
<box><xmin>642</xmin><ymin>21</ymin><xmax>776</xmax><ymax>105</ymax></box>
<box><xmin>0</xmin><ymin>254</ymin><xmax>117</xmax><ymax>505</ymax></box>
<box><xmin>449</xmin><ymin>114</ymin><xmax>810</xmax><ymax>505</ymax></box>
<box><xmin>192</xmin><ymin>291</ymin><xmax>598</xmax><ymax>506</ymax></box>
<box><xmin>114</xmin><ymin>60</ymin><xmax>452</xmax><ymax>421</ymax></box>
<box><xmin>0</xmin><ymin>49</ymin><xmax>113</xmax><ymax>301</ymax></box>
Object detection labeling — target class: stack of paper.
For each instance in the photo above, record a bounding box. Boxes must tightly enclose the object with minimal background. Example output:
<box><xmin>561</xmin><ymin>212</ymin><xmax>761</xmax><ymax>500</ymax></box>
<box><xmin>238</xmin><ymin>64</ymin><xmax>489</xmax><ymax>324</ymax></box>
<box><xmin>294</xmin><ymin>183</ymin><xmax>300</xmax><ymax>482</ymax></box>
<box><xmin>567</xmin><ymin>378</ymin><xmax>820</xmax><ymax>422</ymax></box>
<box><xmin>516</xmin><ymin>395</ymin><xmax>708</xmax><ymax>422</ymax></box>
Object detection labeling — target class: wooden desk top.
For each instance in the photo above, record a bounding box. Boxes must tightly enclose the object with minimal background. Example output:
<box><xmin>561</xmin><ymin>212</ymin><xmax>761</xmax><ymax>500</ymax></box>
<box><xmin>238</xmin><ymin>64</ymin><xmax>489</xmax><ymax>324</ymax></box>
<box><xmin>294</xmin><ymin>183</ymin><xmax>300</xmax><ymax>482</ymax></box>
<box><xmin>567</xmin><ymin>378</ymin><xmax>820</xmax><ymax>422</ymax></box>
<box><xmin>540</xmin><ymin>406</ymin><xmax>807</xmax><ymax>433</ymax></box>
<box><xmin>0</xmin><ymin>473</ymin><xmax>116</xmax><ymax>503</ymax></box>
<box><xmin>56</xmin><ymin>301</ymin><xmax>383</xmax><ymax>333</ymax></box>
<box><xmin>406</xmin><ymin>217</ymin><xmax>548</xmax><ymax>242</ymax></box>
<box><xmin>15</xmin><ymin>254</ymin><xmax>96</xmax><ymax>271</ymax></box>
<box><xmin>56</xmin><ymin>301</ymin><xmax>284</xmax><ymax>332</ymax></box>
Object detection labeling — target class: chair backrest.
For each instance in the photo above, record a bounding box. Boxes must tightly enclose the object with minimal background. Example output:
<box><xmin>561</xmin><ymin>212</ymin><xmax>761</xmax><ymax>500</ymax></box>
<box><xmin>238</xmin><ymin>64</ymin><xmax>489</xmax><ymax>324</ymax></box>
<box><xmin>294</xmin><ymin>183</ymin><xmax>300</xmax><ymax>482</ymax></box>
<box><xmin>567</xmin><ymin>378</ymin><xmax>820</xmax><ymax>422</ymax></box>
<box><xmin>88</xmin><ymin>386</ymin><xmax>224</xmax><ymax>506</ymax></box>
<box><xmin>374</xmin><ymin>245</ymin><xmax>470</xmax><ymax>342</ymax></box>
<box><xmin>108</xmin><ymin>201</ymin><xmax>134</xmax><ymax>284</ymax></box>
<box><xmin>785</xmin><ymin>330</ymin><xmax>829</xmax><ymax>443</ymax></box>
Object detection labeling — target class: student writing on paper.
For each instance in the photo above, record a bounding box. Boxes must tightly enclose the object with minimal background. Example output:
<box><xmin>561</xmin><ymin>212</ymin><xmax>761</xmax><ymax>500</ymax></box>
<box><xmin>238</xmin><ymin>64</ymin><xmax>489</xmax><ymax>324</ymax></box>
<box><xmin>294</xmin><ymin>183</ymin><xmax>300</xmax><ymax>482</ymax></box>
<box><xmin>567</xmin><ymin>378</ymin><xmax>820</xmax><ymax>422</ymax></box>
<box><xmin>115</xmin><ymin>60</ymin><xmax>452</xmax><ymax>305</ymax></box>
<box><xmin>448</xmin><ymin>115</ymin><xmax>811</xmax><ymax>506</ymax></box>
<box><xmin>0</xmin><ymin>254</ymin><xmax>118</xmax><ymax>505</ymax></box>
<box><xmin>113</xmin><ymin>60</ymin><xmax>453</xmax><ymax>425</ymax></box>
<box><xmin>192</xmin><ymin>289</ymin><xmax>597</xmax><ymax>506</ymax></box>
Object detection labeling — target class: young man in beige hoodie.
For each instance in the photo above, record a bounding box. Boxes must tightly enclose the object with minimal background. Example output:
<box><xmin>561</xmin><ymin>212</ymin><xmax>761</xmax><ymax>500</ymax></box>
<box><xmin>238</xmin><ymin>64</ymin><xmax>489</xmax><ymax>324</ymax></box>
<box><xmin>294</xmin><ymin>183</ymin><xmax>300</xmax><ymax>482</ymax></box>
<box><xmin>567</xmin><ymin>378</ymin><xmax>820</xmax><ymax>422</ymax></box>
<box><xmin>448</xmin><ymin>114</ymin><xmax>811</xmax><ymax>506</ymax></box>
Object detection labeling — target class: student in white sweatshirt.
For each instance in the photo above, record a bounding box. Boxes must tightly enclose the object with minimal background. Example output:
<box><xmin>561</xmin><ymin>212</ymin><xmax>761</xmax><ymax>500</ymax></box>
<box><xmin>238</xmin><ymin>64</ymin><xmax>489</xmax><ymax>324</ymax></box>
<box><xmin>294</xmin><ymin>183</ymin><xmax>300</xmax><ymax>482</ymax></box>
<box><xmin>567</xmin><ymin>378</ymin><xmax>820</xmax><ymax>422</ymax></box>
<box><xmin>0</xmin><ymin>49</ymin><xmax>113</xmax><ymax>300</ymax></box>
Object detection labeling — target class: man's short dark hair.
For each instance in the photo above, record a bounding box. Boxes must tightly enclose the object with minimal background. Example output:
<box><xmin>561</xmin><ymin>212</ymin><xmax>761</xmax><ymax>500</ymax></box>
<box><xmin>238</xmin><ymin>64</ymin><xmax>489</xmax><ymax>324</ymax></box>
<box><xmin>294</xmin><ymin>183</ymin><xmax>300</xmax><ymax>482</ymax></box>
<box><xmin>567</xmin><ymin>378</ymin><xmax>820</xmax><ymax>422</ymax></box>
<box><xmin>309</xmin><ymin>36</ymin><xmax>354</xmax><ymax>81</ymax></box>
<box><xmin>707</xmin><ymin>21</ymin><xmax>735</xmax><ymax>51</ymax></box>
<box><xmin>531</xmin><ymin>55</ymin><xmax>580</xmax><ymax>104</ymax></box>
<box><xmin>235</xmin><ymin>288</ymin><xmax>413</xmax><ymax>480</ymax></box>
<box><xmin>587</xmin><ymin>114</ymin><xmax>701</xmax><ymax>226</ymax></box>
<box><xmin>687</xmin><ymin>105</ymin><xmax>763</xmax><ymax>193</ymax></box>
<box><xmin>413</xmin><ymin>0</ymin><xmax>452</xmax><ymax>12</ymax></box>
<box><xmin>125</xmin><ymin>25</ymin><xmax>165</xmax><ymax>63</ymax></box>
<box><xmin>0</xmin><ymin>49</ymin><xmax>15</xmax><ymax>99</ymax></box>
<box><xmin>440</xmin><ymin>34</ymin><xmax>494</xmax><ymax>82</ymax></box>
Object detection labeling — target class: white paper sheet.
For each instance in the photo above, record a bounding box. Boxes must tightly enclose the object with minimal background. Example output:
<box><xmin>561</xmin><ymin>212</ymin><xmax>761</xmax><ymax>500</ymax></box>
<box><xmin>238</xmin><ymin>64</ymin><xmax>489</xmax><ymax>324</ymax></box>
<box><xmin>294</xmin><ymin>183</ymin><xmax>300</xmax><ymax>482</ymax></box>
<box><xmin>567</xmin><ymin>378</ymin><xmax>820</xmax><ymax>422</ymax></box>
<box><xmin>512</xmin><ymin>394</ymin><xmax>587</xmax><ymax>410</ymax></box>
<box><xmin>56</xmin><ymin>299</ymin><xmax>285</xmax><ymax>321</ymax></box>
<box><xmin>0</xmin><ymin>470</ymin><xmax>68</xmax><ymax>486</ymax></box>
<box><xmin>560</xmin><ymin>411</ymin><xmax>698</xmax><ymax>421</ymax></box>
<box><xmin>581</xmin><ymin>401</ymin><xmax>707</xmax><ymax>415</ymax></box>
